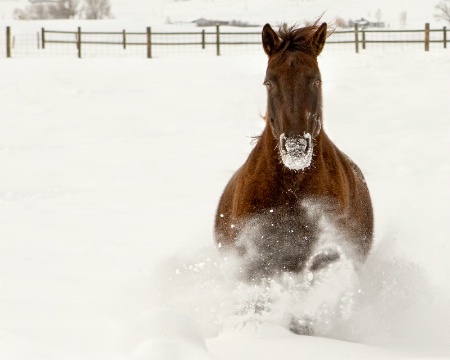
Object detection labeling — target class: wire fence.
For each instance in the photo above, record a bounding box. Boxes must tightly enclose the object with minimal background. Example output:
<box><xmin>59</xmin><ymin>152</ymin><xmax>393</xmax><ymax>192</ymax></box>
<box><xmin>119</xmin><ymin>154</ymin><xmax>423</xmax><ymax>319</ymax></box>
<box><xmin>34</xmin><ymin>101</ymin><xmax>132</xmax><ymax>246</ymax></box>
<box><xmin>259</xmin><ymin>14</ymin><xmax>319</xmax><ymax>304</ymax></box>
<box><xmin>2</xmin><ymin>24</ymin><xmax>448</xmax><ymax>59</ymax></box>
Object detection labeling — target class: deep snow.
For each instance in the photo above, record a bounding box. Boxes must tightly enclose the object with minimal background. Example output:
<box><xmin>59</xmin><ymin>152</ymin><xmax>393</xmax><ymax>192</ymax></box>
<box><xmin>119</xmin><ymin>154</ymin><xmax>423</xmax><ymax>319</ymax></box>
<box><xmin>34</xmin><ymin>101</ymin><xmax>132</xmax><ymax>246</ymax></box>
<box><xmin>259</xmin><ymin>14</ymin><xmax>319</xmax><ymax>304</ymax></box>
<box><xmin>1</xmin><ymin>47</ymin><xmax>450</xmax><ymax>359</ymax></box>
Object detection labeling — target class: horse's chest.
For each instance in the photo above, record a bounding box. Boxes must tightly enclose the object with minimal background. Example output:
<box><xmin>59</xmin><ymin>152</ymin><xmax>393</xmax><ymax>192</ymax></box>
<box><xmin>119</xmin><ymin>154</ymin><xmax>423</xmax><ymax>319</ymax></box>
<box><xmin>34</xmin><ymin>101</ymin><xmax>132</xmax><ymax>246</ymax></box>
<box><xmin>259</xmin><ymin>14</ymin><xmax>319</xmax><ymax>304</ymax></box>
<box><xmin>231</xmin><ymin>201</ymin><xmax>323</xmax><ymax>280</ymax></box>
<box><xmin>246</xmin><ymin>171</ymin><xmax>322</xmax><ymax>212</ymax></box>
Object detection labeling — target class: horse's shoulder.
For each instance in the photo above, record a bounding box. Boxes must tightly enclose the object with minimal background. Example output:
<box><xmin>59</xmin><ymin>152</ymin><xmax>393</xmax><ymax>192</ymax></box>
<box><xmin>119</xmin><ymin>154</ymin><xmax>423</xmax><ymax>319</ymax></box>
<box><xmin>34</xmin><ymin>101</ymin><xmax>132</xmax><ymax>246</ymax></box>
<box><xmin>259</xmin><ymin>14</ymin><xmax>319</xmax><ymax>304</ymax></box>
<box><xmin>346</xmin><ymin>155</ymin><xmax>366</xmax><ymax>182</ymax></box>
<box><xmin>332</xmin><ymin>145</ymin><xmax>366</xmax><ymax>183</ymax></box>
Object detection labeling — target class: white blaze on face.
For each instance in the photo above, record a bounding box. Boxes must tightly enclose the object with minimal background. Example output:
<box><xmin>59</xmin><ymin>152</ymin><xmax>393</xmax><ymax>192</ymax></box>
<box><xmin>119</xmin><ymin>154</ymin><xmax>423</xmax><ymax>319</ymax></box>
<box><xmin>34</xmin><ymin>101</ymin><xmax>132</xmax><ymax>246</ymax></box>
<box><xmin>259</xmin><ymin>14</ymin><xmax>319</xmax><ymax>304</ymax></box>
<box><xmin>280</xmin><ymin>133</ymin><xmax>313</xmax><ymax>171</ymax></box>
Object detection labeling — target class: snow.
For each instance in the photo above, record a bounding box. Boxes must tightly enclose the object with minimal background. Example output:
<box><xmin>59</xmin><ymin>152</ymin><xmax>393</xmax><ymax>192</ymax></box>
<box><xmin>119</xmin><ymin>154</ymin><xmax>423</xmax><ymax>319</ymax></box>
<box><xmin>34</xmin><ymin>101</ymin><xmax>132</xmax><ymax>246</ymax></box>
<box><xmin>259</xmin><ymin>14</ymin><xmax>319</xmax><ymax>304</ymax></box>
<box><xmin>280</xmin><ymin>133</ymin><xmax>313</xmax><ymax>170</ymax></box>
<box><xmin>111</xmin><ymin>0</ymin><xmax>443</xmax><ymax>28</ymax></box>
<box><xmin>0</xmin><ymin>0</ymin><xmax>444</xmax><ymax>27</ymax></box>
<box><xmin>1</xmin><ymin>1</ymin><xmax>450</xmax><ymax>359</ymax></box>
<box><xmin>1</xmin><ymin>47</ymin><xmax>450</xmax><ymax>360</ymax></box>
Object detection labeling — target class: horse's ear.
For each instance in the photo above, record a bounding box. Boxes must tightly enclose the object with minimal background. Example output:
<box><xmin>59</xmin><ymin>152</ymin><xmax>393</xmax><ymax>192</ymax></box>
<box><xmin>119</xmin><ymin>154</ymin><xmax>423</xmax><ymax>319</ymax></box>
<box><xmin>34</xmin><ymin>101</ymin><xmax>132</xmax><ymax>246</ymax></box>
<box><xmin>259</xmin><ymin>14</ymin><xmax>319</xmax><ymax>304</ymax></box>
<box><xmin>262</xmin><ymin>24</ymin><xmax>281</xmax><ymax>56</ymax></box>
<box><xmin>312</xmin><ymin>22</ymin><xmax>327</xmax><ymax>56</ymax></box>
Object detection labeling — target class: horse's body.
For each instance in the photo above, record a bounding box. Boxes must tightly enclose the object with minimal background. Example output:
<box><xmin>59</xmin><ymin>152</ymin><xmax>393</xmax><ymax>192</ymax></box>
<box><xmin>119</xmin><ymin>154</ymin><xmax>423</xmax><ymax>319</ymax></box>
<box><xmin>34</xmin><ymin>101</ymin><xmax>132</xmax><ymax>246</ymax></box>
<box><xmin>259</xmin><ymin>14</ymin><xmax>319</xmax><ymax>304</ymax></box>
<box><xmin>215</xmin><ymin>22</ymin><xmax>373</xmax><ymax>285</ymax></box>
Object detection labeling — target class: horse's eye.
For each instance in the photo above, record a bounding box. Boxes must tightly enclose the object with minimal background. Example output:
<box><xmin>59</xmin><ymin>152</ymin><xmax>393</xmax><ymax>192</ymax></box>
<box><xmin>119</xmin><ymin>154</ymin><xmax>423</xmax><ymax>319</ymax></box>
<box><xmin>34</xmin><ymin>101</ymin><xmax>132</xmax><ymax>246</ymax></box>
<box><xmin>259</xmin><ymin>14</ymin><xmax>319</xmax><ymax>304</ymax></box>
<box><xmin>314</xmin><ymin>79</ymin><xmax>321</xmax><ymax>87</ymax></box>
<box><xmin>264</xmin><ymin>81</ymin><xmax>273</xmax><ymax>90</ymax></box>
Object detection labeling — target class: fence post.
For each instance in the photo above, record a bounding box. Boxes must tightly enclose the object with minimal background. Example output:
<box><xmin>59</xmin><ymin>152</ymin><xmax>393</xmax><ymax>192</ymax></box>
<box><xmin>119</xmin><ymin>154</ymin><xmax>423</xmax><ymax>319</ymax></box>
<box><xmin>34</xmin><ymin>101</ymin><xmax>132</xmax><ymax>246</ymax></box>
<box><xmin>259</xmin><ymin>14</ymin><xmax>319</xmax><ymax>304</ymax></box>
<box><xmin>201</xmin><ymin>29</ymin><xmax>205</xmax><ymax>49</ymax></box>
<box><xmin>41</xmin><ymin>27</ymin><xmax>45</xmax><ymax>49</ymax></box>
<box><xmin>354</xmin><ymin>23</ymin><xmax>359</xmax><ymax>53</ymax></box>
<box><xmin>216</xmin><ymin>24</ymin><xmax>221</xmax><ymax>56</ymax></box>
<box><xmin>123</xmin><ymin>29</ymin><xmax>126</xmax><ymax>49</ymax></box>
<box><xmin>147</xmin><ymin>27</ymin><xmax>152</xmax><ymax>59</ymax></box>
<box><xmin>444</xmin><ymin>26</ymin><xmax>447</xmax><ymax>49</ymax></box>
<box><xmin>424</xmin><ymin>23</ymin><xmax>430</xmax><ymax>51</ymax></box>
<box><xmin>6</xmin><ymin>26</ymin><xmax>11</xmax><ymax>58</ymax></box>
<box><xmin>77</xmin><ymin>27</ymin><xmax>82</xmax><ymax>58</ymax></box>
<box><xmin>362</xmin><ymin>29</ymin><xmax>366</xmax><ymax>50</ymax></box>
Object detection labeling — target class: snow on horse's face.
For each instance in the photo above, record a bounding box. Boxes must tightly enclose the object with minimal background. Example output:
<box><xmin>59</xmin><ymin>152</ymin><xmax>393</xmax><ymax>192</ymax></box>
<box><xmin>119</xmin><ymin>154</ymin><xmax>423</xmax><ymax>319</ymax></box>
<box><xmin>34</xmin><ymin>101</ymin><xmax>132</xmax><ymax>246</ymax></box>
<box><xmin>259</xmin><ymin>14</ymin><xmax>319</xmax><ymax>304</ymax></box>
<box><xmin>262</xmin><ymin>23</ymin><xmax>326</xmax><ymax>170</ymax></box>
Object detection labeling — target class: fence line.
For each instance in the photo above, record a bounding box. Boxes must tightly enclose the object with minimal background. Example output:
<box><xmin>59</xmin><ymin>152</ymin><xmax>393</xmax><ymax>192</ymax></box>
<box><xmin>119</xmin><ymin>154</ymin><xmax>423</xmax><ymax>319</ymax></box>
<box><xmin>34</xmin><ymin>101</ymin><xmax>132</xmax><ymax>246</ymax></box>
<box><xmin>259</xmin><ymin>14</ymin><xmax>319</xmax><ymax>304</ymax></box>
<box><xmin>3</xmin><ymin>23</ymin><xmax>449</xmax><ymax>59</ymax></box>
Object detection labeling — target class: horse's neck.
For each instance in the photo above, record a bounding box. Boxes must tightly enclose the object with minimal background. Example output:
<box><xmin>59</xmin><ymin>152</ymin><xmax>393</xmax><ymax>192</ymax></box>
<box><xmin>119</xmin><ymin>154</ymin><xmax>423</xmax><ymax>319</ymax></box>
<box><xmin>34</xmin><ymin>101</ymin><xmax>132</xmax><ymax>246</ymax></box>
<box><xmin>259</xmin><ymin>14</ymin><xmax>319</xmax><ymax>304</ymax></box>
<box><xmin>259</xmin><ymin>126</ymin><xmax>282</xmax><ymax>167</ymax></box>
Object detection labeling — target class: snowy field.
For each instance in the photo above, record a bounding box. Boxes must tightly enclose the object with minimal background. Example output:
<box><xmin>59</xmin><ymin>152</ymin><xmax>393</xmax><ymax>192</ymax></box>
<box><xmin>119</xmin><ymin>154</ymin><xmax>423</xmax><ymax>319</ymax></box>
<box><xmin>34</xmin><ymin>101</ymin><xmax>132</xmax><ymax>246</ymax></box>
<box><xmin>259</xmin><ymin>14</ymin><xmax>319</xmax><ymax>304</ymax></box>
<box><xmin>1</xmin><ymin>43</ymin><xmax>450</xmax><ymax>359</ymax></box>
<box><xmin>1</xmin><ymin>0</ymin><xmax>450</xmax><ymax>359</ymax></box>
<box><xmin>0</xmin><ymin>0</ymin><xmax>441</xmax><ymax>27</ymax></box>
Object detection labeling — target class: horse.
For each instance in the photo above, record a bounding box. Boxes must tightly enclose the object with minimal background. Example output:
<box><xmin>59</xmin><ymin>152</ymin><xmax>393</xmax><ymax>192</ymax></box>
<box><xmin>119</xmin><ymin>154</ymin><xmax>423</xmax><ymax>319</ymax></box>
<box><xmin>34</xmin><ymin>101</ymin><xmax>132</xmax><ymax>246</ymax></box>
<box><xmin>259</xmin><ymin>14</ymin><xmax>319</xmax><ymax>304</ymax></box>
<box><xmin>214</xmin><ymin>20</ymin><xmax>373</xmax><ymax>298</ymax></box>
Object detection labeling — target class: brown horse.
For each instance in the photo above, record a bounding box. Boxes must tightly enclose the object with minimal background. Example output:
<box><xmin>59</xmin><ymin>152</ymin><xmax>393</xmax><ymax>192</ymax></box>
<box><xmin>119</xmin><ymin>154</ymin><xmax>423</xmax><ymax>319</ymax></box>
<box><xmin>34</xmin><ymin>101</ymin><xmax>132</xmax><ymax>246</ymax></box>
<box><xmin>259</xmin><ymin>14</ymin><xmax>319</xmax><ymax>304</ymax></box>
<box><xmin>215</xmin><ymin>21</ymin><xmax>373</xmax><ymax>289</ymax></box>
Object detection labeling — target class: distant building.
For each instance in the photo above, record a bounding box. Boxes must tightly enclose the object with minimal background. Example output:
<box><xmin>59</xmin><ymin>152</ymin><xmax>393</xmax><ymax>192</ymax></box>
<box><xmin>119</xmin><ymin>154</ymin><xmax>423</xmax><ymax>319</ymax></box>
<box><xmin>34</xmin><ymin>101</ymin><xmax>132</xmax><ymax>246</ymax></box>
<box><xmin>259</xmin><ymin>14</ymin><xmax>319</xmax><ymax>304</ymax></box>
<box><xmin>354</xmin><ymin>18</ymin><xmax>385</xmax><ymax>29</ymax></box>
<box><xmin>192</xmin><ymin>18</ymin><xmax>229</xmax><ymax>27</ymax></box>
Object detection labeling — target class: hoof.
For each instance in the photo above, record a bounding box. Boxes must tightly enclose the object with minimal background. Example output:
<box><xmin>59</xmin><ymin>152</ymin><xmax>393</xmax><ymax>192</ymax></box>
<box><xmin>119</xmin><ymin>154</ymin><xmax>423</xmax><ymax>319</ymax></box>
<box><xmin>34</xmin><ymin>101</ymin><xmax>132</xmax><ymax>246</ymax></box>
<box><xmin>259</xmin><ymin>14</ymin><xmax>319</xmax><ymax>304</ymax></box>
<box><xmin>289</xmin><ymin>318</ymin><xmax>314</xmax><ymax>335</ymax></box>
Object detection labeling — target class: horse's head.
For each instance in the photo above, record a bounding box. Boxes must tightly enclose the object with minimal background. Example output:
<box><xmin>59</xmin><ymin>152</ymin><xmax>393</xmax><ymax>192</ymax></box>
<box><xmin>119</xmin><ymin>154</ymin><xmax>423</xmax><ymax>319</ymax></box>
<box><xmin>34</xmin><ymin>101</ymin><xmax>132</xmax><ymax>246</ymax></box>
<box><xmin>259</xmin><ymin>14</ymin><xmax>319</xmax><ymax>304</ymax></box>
<box><xmin>262</xmin><ymin>22</ymin><xmax>328</xmax><ymax>170</ymax></box>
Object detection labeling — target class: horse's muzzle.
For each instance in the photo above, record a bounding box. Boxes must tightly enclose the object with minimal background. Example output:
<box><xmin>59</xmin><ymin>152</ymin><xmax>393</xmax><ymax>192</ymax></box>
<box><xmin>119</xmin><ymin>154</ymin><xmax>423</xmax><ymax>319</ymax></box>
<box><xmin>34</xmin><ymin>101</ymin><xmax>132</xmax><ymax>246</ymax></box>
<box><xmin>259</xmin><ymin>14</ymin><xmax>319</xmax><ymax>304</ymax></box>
<box><xmin>279</xmin><ymin>133</ymin><xmax>313</xmax><ymax>171</ymax></box>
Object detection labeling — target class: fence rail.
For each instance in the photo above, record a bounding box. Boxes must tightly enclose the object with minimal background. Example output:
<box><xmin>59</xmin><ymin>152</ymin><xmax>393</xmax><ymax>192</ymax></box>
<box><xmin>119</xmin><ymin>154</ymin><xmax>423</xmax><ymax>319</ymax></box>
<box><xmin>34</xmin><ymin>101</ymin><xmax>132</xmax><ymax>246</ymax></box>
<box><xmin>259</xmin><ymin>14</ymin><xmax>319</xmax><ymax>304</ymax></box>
<box><xmin>3</xmin><ymin>23</ymin><xmax>448</xmax><ymax>59</ymax></box>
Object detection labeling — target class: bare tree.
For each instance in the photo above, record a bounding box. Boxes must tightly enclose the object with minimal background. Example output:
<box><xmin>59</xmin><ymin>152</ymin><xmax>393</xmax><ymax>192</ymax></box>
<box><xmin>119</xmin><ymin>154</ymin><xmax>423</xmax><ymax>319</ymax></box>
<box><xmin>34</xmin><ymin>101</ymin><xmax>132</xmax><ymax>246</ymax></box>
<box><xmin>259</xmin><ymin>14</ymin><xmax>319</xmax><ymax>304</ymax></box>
<box><xmin>14</xmin><ymin>0</ymin><xmax>111</xmax><ymax>19</ymax></box>
<box><xmin>334</xmin><ymin>17</ymin><xmax>347</xmax><ymax>28</ymax></box>
<box><xmin>49</xmin><ymin>0</ymin><xmax>79</xmax><ymax>19</ymax></box>
<box><xmin>375</xmin><ymin>9</ymin><xmax>382</xmax><ymax>23</ymax></box>
<box><xmin>83</xmin><ymin>0</ymin><xmax>111</xmax><ymax>19</ymax></box>
<box><xmin>13</xmin><ymin>4</ymin><xmax>51</xmax><ymax>19</ymax></box>
<box><xmin>399</xmin><ymin>11</ymin><xmax>407</xmax><ymax>28</ymax></box>
<box><xmin>60</xmin><ymin>0</ymin><xmax>79</xmax><ymax>18</ymax></box>
<box><xmin>435</xmin><ymin>0</ymin><xmax>450</xmax><ymax>23</ymax></box>
<box><xmin>13</xmin><ymin>8</ymin><xmax>28</xmax><ymax>20</ymax></box>
<box><xmin>14</xmin><ymin>0</ymin><xmax>79</xmax><ymax>19</ymax></box>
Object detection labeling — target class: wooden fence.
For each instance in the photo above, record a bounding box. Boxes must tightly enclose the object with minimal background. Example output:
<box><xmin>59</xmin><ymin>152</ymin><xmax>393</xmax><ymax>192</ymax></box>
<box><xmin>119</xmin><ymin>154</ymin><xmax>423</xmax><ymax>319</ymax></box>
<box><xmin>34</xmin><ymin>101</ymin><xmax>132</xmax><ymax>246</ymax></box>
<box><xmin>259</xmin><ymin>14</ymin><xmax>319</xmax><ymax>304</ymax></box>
<box><xmin>4</xmin><ymin>23</ymin><xmax>449</xmax><ymax>58</ymax></box>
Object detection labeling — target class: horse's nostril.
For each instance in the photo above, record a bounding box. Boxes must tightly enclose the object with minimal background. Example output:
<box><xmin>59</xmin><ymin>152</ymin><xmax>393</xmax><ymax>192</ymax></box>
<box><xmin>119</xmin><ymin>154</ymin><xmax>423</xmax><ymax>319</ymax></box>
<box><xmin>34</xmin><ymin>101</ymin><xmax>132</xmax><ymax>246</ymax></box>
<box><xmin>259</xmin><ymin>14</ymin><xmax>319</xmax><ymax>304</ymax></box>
<box><xmin>286</xmin><ymin>138</ymin><xmax>307</xmax><ymax>153</ymax></box>
<box><xmin>279</xmin><ymin>132</ymin><xmax>287</xmax><ymax>151</ymax></box>
<box><xmin>280</xmin><ymin>134</ymin><xmax>309</xmax><ymax>154</ymax></box>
